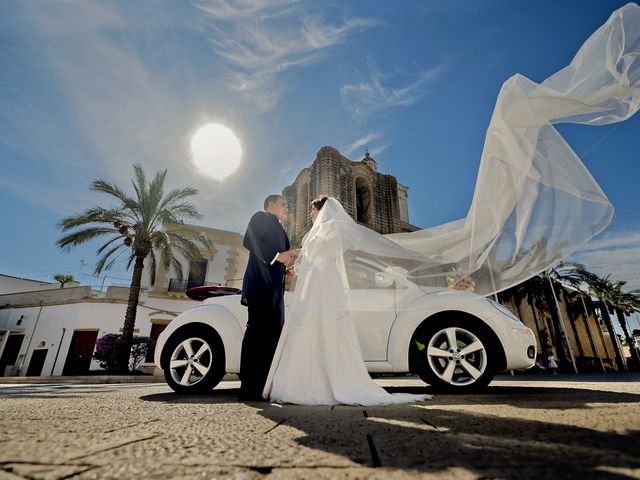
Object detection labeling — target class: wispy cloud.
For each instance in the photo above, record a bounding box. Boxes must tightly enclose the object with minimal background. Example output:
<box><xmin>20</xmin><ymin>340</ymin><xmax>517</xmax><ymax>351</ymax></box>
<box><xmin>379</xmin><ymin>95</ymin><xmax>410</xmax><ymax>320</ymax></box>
<box><xmin>195</xmin><ymin>0</ymin><xmax>379</xmax><ymax>110</ymax></box>
<box><xmin>342</xmin><ymin>131</ymin><xmax>390</xmax><ymax>160</ymax></box>
<box><xmin>570</xmin><ymin>230</ymin><xmax>640</xmax><ymax>290</ymax></box>
<box><xmin>369</xmin><ymin>143</ymin><xmax>389</xmax><ymax>157</ymax></box>
<box><xmin>340</xmin><ymin>57</ymin><xmax>447</xmax><ymax>118</ymax></box>
<box><xmin>194</xmin><ymin>0</ymin><xmax>299</xmax><ymax>19</ymax></box>
<box><xmin>343</xmin><ymin>132</ymin><xmax>380</xmax><ymax>156</ymax></box>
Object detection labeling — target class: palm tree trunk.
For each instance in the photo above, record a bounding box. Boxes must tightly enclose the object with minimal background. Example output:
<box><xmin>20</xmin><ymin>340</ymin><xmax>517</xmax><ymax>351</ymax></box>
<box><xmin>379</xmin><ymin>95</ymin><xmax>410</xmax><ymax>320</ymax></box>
<box><xmin>118</xmin><ymin>255</ymin><xmax>145</xmax><ymax>373</ymax></box>
<box><xmin>546</xmin><ymin>274</ymin><xmax>578</xmax><ymax>374</ymax></box>
<box><xmin>600</xmin><ymin>302</ymin><xmax>628</xmax><ymax>371</ymax></box>
<box><xmin>579</xmin><ymin>294</ymin><xmax>606</xmax><ymax>373</ymax></box>
<box><xmin>615</xmin><ymin>308</ymin><xmax>640</xmax><ymax>367</ymax></box>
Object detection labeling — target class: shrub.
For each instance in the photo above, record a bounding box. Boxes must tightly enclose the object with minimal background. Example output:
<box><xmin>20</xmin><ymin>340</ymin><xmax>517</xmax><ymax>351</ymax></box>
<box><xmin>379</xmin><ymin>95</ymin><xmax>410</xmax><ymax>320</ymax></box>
<box><xmin>93</xmin><ymin>333</ymin><xmax>123</xmax><ymax>372</ymax></box>
<box><xmin>94</xmin><ymin>334</ymin><xmax>155</xmax><ymax>373</ymax></box>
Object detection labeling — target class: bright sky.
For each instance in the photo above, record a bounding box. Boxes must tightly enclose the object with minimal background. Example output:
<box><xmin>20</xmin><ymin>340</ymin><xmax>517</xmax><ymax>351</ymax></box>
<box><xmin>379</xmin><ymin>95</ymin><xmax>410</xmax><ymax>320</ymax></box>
<box><xmin>1</xmin><ymin>0</ymin><xmax>639</xmax><ymax>320</ymax></box>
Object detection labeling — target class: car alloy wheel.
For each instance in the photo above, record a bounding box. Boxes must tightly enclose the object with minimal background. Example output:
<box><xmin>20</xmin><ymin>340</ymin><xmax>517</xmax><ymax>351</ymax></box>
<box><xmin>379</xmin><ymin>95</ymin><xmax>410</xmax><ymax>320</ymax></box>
<box><xmin>426</xmin><ymin>326</ymin><xmax>487</xmax><ymax>387</ymax></box>
<box><xmin>162</xmin><ymin>326</ymin><xmax>226</xmax><ymax>394</ymax></box>
<box><xmin>169</xmin><ymin>337</ymin><xmax>213</xmax><ymax>387</ymax></box>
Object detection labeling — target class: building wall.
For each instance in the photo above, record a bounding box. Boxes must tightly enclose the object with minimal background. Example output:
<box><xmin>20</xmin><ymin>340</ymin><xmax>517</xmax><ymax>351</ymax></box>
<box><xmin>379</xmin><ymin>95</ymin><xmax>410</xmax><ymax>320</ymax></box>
<box><xmin>0</xmin><ymin>287</ymin><xmax>202</xmax><ymax>376</ymax></box>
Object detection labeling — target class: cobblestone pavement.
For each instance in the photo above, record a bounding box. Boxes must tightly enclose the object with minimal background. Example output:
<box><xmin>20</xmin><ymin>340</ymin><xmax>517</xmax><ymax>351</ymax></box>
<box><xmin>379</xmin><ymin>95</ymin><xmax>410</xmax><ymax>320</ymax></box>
<box><xmin>1</xmin><ymin>374</ymin><xmax>639</xmax><ymax>479</ymax></box>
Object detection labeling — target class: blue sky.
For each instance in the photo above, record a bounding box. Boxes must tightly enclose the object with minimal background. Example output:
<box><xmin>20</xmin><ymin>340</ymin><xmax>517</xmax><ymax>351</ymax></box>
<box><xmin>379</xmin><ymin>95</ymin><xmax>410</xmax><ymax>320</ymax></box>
<box><xmin>1</xmin><ymin>0</ymin><xmax>639</xmax><ymax>316</ymax></box>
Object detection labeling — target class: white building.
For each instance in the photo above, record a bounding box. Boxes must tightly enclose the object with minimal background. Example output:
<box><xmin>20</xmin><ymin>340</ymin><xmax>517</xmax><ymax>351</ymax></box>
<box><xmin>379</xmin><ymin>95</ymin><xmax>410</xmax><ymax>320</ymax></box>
<box><xmin>0</xmin><ymin>274</ymin><xmax>78</xmax><ymax>294</ymax></box>
<box><xmin>0</xmin><ymin>224</ymin><xmax>248</xmax><ymax>377</ymax></box>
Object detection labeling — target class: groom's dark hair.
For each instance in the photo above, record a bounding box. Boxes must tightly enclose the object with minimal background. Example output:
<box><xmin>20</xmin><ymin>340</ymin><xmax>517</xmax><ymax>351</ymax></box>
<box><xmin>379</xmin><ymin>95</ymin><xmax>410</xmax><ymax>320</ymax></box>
<box><xmin>264</xmin><ymin>194</ymin><xmax>284</xmax><ymax>210</ymax></box>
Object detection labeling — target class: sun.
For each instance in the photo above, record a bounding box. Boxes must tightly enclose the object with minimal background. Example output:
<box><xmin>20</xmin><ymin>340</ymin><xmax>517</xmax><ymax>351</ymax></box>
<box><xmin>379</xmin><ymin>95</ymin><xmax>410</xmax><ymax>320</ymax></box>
<box><xmin>191</xmin><ymin>123</ymin><xmax>243</xmax><ymax>180</ymax></box>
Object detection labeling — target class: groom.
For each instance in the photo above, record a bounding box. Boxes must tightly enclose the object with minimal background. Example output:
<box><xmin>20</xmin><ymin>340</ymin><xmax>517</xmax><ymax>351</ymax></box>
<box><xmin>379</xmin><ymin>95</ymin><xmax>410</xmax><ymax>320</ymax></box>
<box><xmin>239</xmin><ymin>194</ymin><xmax>294</xmax><ymax>400</ymax></box>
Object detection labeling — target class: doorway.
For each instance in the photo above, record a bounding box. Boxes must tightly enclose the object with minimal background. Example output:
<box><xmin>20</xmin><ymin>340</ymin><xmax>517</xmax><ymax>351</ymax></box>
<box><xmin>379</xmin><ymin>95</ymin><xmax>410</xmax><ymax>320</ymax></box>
<box><xmin>0</xmin><ymin>334</ymin><xmax>25</xmax><ymax>376</ymax></box>
<box><xmin>26</xmin><ymin>349</ymin><xmax>48</xmax><ymax>376</ymax></box>
<box><xmin>63</xmin><ymin>330</ymin><xmax>99</xmax><ymax>375</ymax></box>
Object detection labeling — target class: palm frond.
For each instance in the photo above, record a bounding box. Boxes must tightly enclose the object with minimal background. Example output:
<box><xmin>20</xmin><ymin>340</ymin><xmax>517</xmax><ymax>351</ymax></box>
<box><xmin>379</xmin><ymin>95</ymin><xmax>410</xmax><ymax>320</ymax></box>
<box><xmin>96</xmin><ymin>235</ymin><xmax>127</xmax><ymax>255</ymax></box>
<box><xmin>57</xmin><ymin>208</ymin><xmax>125</xmax><ymax>231</ymax></box>
<box><xmin>94</xmin><ymin>243</ymin><xmax>127</xmax><ymax>274</ymax></box>
<box><xmin>171</xmin><ymin>256</ymin><xmax>184</xmax><ymax>281</ymax></box>
<box><xmin>167</xmin><ymin>228</ymin><xmax>213</xmax><ymax>251</ymax></box>
<box><xmin>165</xmin><ymin>232</ymin><xmax>204</xmax><ymax>262</ymax></box>
<box><xmin>158</xmin><ymin>187</ymin><xmax>199</xmax><ymax>211</ymax></box>
<box><xmin>126</xmin><ymin>252</ymin><xmax>136</xmax><ymax>270</ymax></box>
<box><xmin>148</xmin><ymin>169</ymin><xmax>167</xmax><ymax>208</ymax></box>
<box><xmin>161</xmin><ymin>203</ymin><xmax>203</xmax><ymax>222</ymax></box>
<box><xmin>57</xmin><ymin>227</ymin><xmax>118</xmax><ymax>252</ymax></box>
<box><xmin>132</xmin><ymin>164</ymin><xmax>148</xmax><ymax>203</ymax></box>
<box><xmin>91</xmin><ymin>179</ymin><xmax>136</xmax><ymax>207</ymax></box>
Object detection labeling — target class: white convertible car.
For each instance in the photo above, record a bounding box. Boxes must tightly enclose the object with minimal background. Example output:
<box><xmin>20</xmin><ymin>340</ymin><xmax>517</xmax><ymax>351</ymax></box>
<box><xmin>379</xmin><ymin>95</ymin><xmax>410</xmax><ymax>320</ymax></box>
<box><xmin>154</xmin><ymin>257</ymin><xmax>536</xmax><ymax>393</ymax></box>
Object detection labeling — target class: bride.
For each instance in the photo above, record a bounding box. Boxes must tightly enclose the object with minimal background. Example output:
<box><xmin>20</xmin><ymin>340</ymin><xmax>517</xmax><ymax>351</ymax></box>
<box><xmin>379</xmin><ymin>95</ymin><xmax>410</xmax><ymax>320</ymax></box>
<box><xmin>263</xmin><ymin>195</ymin><xmax>430</xmax><ymax>405</ymax></box>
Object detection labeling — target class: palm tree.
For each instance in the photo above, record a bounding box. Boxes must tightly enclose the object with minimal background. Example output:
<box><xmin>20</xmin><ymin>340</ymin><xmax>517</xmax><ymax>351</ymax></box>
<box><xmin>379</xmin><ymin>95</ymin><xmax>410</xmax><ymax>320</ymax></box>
<box><xmin>53</xmin><ymin>274</ymin><xmax>75</xmax><ymax>289</ymax></box>
<box><xmin>57</xmin><ymin>164</ymin><xmax>212</xmax><ymax>372</ymax></box>
<box><xmin>585</xmin><ymin>275</ymin><xmax>629</xmax><ymax>371</ymax></box>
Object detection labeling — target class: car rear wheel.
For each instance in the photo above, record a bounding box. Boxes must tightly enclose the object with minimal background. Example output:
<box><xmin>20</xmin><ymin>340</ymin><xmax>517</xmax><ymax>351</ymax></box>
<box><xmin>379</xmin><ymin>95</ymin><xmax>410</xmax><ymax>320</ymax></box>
<box><xmin>162</xmin><ymin>326</ymin><xmax>225</xmax><ymax>394</ymax></box>
<box><xmin>412</xmin><ymin>316</ymin><xmax>497</xmax><ymax>392</ymax></box>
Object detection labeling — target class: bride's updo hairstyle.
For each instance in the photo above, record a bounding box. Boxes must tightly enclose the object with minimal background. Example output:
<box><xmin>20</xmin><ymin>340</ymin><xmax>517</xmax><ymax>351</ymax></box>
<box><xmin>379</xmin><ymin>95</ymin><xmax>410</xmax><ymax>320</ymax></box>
<box><xmin>310</xmin><ymin>195</ymin><xmax>329</xmax><ymax>211</ymax></box>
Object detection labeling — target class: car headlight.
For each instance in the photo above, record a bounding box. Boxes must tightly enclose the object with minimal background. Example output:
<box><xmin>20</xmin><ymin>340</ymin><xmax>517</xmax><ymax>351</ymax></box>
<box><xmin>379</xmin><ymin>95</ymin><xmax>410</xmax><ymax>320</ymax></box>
<box><xmin>487</xmin><ymin>299</ymin><xmax>522</xmax><ymax>323</ymax></box>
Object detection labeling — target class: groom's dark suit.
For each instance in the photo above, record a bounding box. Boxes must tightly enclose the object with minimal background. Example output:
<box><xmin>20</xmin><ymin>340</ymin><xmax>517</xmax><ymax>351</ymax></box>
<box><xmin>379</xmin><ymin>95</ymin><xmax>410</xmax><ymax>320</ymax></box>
<box><xmin>239</xmin><ymin>211</ymin><xmax>290</xmax><ymax>399</ymax></box>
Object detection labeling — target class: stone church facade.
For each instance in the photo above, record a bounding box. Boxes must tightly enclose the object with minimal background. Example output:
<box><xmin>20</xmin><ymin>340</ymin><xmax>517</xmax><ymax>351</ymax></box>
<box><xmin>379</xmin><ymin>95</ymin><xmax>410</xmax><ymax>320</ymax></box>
<box><xmin>282</xmin><ymin>146</ymin><xmax>417</xmax><ymax>247</ymax></box>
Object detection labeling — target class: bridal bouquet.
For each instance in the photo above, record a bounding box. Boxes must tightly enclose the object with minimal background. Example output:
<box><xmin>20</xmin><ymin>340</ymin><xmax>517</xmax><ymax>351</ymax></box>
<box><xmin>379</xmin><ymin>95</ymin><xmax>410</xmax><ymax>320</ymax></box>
<box><xmin>446</xmin><ymin>269</ymin><xmax>476</xmax><ymax>292</ymax></box>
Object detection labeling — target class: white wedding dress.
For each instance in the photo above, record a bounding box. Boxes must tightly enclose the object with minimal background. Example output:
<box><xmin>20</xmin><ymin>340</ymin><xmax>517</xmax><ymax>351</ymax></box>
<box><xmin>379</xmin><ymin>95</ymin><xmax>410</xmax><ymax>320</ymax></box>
<box><xmin>263</xmin><ymin>198</ymin><xmax>430</xmax><ymax>406</ymax></box>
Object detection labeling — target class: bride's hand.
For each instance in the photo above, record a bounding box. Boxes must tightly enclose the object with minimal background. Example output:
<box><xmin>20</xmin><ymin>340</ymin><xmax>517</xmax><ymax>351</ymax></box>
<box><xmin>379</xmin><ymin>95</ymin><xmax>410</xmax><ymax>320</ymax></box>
<box><xmin>286</xmin><ymin>266</ymin><xmax>297</xmax><ymax>278</ymax></box>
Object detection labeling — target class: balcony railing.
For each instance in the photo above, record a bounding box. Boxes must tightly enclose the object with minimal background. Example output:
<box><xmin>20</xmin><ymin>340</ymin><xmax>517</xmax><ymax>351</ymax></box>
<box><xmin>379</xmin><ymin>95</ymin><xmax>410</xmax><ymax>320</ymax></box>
<box><xmin>167</xmin><ymin>279</ymin><xmax>201</xmax><ymax>293</ymax></box>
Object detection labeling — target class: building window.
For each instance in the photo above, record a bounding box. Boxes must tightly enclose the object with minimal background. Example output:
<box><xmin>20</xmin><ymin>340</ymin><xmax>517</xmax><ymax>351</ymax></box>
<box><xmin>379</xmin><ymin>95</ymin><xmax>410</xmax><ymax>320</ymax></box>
<box><xmin>356</xmin><ymin>177</ymin><xmax>371</xmax><ymax>224</ymax></box>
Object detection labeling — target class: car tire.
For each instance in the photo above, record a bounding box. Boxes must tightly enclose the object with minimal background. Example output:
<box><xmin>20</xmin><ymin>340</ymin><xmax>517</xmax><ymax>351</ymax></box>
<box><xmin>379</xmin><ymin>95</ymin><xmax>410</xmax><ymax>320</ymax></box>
<box><xmin>412</xmin><ymin>314</ymin><xmax>498</xmax><ymax>392</ymax></box>
<box><xmin>162</xmin><ymin>325</ymin><xmax>226</xmax><ymax>394</ymax></box>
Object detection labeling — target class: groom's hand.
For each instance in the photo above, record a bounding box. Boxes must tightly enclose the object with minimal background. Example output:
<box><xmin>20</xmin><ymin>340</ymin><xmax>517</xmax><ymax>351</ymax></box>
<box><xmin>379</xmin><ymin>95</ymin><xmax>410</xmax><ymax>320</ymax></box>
<box><xmin>275</xmin><ymin>251</ymin><xmax>293</xmax><ymax>264</ymax></box>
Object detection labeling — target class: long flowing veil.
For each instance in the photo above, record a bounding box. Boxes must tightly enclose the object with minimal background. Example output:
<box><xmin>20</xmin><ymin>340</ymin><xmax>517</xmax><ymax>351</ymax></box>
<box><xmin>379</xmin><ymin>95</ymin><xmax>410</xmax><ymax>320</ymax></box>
<box><xmin>378</xmin><ymin>3</ymin><xmax>640</xmax><ymax>296</ymax></box>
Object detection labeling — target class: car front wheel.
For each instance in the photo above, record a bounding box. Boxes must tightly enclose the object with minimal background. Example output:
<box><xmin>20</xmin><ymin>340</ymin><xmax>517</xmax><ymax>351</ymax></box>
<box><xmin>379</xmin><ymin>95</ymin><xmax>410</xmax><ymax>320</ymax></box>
<box><xmin>162</xmin><ymin>326</ymin><xmax>225</xmax><ymax>394</ymax></box>
<box><xmin>412</xmin><ymin>316</ymin><xmax>498</xmax><ymax>392</ymax></box>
